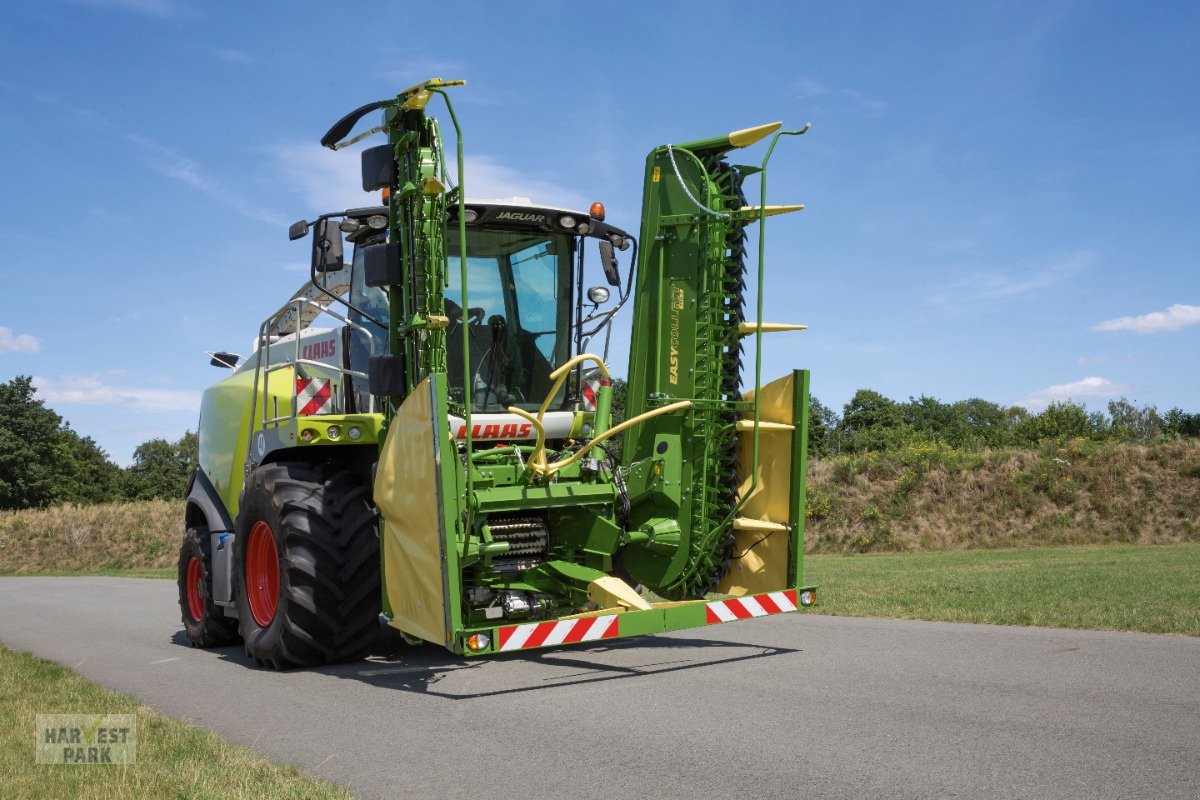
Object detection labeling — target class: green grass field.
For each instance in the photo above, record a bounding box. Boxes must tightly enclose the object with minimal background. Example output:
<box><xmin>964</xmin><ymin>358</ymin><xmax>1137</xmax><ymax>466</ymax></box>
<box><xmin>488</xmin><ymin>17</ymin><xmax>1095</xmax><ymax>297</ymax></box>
<box><xmin>803</xmin><ymin>543</ymin><xmax>1200</xmax><ymax>635</ymax></box>
<box><xmin>0</xmin><ymin>644</ymin><xmax>352</xmax><ymax>800</ymax></box>
<box><xmin>12</xmin><ymin>543</ymin><xmax>1199</xmax><ymax>636</ymax></box>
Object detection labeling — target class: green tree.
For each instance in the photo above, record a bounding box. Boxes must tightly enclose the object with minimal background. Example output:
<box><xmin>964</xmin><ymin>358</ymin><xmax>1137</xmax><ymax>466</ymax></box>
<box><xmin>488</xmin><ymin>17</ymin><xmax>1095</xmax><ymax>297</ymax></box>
<box><xmin>1165</xmin><ymin>408</ymin><xmax>1200</xmax><ymax>438</ymax></box>
<box><xmin>123</xmin><ymin>431</ymin><xmax>199</xmax><ymax>500</ymax></box>
<box><xmin>0</xmin><ymin>376</ymin><xmax>71</xmax><ymax>509</ymax></box>
<box><xmin>1106</xmin><ymin>398</ymin><xmax>1166</xmax><ymax>443</ymax></box>
<box><xmin>0</xmin><ymin>376</ymin><xmax>124</xmax><ymax>509</ymax></box>
<box><xmin>807</xmin><ymin>396</ymin><xmax>840</xmax><ymax>458</ymax></box>
<box><xmin>61</xmin><ymin>428</ymin><xmax>123</xmax><ymax>505</ymax></box>
<box><xmin>1014</xmin><ymin>401</ymin><xmax>1105</xmax><ymax>445</ymax></box>
<box><xmin>840</xmin><ymin>389</ymin><xmax>909</xmax><ymax>452</ymax></box>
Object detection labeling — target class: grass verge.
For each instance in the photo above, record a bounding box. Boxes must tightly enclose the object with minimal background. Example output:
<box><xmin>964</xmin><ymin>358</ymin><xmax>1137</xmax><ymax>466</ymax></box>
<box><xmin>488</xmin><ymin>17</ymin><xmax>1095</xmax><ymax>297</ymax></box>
<box><xmin>0</xmin><ymin>644</ymin><xmax>353</xmax><ymax>800</ymax></box>
<box><xmin>0</xmin><ymin>568</ymin><xmax>174</xmax><ymax>579</ymax></box>
<box><xmin>803</xmin><ymin>543</ymin><xmax>1200</xmax><ymax>635</ymax></box>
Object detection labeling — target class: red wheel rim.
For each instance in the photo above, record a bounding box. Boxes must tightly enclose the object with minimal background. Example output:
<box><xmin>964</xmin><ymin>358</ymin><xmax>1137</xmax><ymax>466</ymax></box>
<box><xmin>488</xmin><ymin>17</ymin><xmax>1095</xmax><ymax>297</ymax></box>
<box><xmin>245</xmin><ymin>521</ymin><xmax>280</xmax><ymax>627</ymax></box>
<box><xmin>185</xmin><ymin>555</ymin><xmax>204</xmax><ymax>621</ymax></box>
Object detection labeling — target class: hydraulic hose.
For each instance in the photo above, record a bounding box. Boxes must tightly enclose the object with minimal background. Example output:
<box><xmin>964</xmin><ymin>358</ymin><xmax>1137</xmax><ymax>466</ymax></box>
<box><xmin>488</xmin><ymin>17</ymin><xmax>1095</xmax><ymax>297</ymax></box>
<box><xmin>507</xmin><ymin>353</ymin><xmax>690</xmax><ymax>478</ymax></box>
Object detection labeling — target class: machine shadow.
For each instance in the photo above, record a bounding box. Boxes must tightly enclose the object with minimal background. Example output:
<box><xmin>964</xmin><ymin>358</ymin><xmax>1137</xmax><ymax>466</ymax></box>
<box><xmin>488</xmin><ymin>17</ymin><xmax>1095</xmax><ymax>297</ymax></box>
<box><xmin>307</xmin><ymin>622</ymin><xmax>800</xmax><ymax>700</ymax></box>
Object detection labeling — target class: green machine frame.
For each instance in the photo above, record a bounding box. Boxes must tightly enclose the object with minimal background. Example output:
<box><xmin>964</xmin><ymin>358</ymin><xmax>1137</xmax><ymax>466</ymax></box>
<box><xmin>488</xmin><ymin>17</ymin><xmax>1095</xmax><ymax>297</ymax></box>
<box><xmin>316</xmin><ymin>79</ymin><xmax>815</xmax><ymax>657</ymax></box>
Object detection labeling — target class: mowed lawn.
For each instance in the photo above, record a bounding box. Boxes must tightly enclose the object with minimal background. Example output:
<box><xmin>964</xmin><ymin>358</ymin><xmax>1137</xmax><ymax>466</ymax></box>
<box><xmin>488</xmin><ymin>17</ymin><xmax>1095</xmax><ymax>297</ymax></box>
<box><xmin>0</xmin><ymin>644</ymin><xmax>353</xmax><ymax>800</ymax></box>
<box><xmin>10</xmin><ymin>545</ymin><xmax>1198</xmax><ymax>636</ymax></box>
<box><xmin>803</xmin><ymin>543</ymin><xmax>1200</xmax><ymax>635</ymax></box>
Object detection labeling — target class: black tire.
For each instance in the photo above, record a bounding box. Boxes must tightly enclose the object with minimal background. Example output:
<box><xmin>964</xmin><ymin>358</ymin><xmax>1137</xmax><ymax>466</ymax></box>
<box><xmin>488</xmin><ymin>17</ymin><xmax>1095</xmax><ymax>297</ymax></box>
<box><xmin>178</xmin><ymin>524</ymin><xmax>241</xmax><ymax>647</ymax></box>
<box><xmin>234</xmin><ymin>462</ymin><xmax>380</xmax><ymax>670</ymax></box>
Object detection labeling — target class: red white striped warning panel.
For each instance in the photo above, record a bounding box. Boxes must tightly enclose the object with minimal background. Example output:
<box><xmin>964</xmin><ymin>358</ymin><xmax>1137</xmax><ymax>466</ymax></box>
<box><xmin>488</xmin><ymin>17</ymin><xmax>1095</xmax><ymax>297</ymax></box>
<box><xmin>295</xmin><ymin>377</ymin><xmax>333</xmax><ymax>416</ymax></box>
<box><xmin>705</xmin><ymin>589</ymin><xmax>798</xmax><ymax>624</ymax></box>
<box><xmin>496</xmin><ymin>614</ymin><xmax>619</xmax><ymax>652</ymax></box>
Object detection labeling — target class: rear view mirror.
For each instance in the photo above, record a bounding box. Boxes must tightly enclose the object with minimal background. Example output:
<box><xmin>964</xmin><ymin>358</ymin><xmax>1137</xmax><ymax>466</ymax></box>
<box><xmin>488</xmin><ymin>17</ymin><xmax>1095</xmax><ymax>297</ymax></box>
<box><xmin>288</xmin><ymin>220</ymin><xmax>309</xmax><ymax>241</ymax></box>
<box><xmin>311</xmin><ymin>218</ymin><xmax>344</xmax><ymax>273</ymax></box>
<box><xmin>598</xmin><ymin>240</ymin><xmax>621</xmax><ymax>287</ymax></box>
<box><xmin>210</xmin><ymin>352</ymin><xmax>240</xmax><ymax>369</ymax></box>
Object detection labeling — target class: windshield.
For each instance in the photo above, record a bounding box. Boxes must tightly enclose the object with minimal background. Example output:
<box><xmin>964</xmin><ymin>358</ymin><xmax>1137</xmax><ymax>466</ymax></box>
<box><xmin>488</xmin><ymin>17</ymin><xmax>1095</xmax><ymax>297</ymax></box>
<box><xmin>447</xmin><ymin>228</ymin><xmax>573</xmax><ymax>412</ymax></box>
<box><xmin>349</xmin><ymin>225</ymin><xmax>574</xmax><ymax>413</ymax></box>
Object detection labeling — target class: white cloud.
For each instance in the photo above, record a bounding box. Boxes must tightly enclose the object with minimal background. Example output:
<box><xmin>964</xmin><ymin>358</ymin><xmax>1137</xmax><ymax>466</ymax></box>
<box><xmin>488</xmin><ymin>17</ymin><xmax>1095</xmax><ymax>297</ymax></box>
<box><xmin>0</xmin><ymin>327</ymin><xmax>40</xmax><ymax>354</ymax></box>
<box><xmin>464</xmin><ymin>155</ymin><xmax>587</xmax><ymax>210</ymax></box>
<box><xmin>930</xmin><ymin>251</ymin><xmax>1092</xmax><ymax>308</ymax></box>
<box><xmin>272</xmin><ymin>142</ymin><xmax>373</xmax><ymax>214</ymax></box>
<box><xmin>272</xmin><ymin>142</ymin><xmax>588</xmax><ymax>215</ymax></box>
<box><xmin>1092</xmin><ymin>304</ymin><xmax>1200</xmax><ymax>334</ymax></box>
<box><xmin>794</xmin><ymin>75</ymin><xmax>887</xmax><ymax>113</ymax></box>
<box><xmin>65</xmin><ymin>0</ymin><xmax>189</xmax><ymax>16</ymax></box>
<box><xmin>126</xmin><ymin>134</ymin><xmax>286</xmax><ymax>225</ymax></box>
<box><xmin>32</xmin><ymin>374</ymin><xmax>200</xmax><ymax>414</ymax></box>
<box><xmin>214</xmin><ymin>48</ymin><xmax>254</xmax><ymax>64</ymax></box>
<box><xmin>1016</xmin><ymin>376</ymin><xmax>1130</xmax><ymax>411</ymax></box>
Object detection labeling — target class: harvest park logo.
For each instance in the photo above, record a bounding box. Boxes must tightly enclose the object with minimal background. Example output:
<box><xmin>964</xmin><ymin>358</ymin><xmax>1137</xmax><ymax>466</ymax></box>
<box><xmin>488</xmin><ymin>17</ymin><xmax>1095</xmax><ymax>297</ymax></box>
<box><xmin>35</xmin><ymin>714</ymin><xmax>136</xmax><ymax>764</ymax></box>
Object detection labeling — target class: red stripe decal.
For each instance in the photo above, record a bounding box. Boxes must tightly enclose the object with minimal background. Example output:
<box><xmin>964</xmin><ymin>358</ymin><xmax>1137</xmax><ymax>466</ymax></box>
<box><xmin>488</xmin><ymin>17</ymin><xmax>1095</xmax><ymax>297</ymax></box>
<box><xmin>601</xmin><ymin>618</ymin><xmax>619</xmax><ymax>639</ymax></box>
<box><xmin>521</xmin><ymin>621</ymin><xmax>555</xmax><ymax>650</ymax></box>
<box><xmin>496</xmin><ymin>625</ymin><xmax>517</xmax><ymax>649</ymax></box>
<box><xmin>756</xmin><ymin>593</ymin><xmax>781</xmax><ymax>615</ymax></box>
<box><xmin>727</xmin><ymin>599</ymin><xmax>754</xmax><ymax>620</ymax></box>
<box><xmin>562</xmin><ymin>617</ymin><xmax>596</xmax><ymax>644</ymax></box>
<box><xmin>706</xmin><ymin>605</ymin><xmax>721</xmax><ymax>624</ymax></box>
<box><xmin>784</xmin><ymin>589</ymin><xmax>798</xmax><ymax>606</ymax></box>
<box><xmin>299</xmin><ymin>382</ymin><xmax>331</xmax><ymax>415</ymax></box>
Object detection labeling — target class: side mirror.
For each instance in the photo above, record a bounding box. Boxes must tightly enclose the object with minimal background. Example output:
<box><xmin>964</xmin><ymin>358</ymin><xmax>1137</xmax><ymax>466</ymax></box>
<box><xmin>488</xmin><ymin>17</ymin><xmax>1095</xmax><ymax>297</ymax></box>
<box><xmin>598</xmin><ymin>240</ymin><xmax>621</xmax><ymax>287</ymax></box>
<box><xmin>288</xmin><ymin>220</ymin><xmax>309</xmax><ymax>241</ymax></box>
<box><xmin>210</xmin><ymin>352</ymin><xmax>241</xmax><ymax>369</ymax></box>
<box><xmin>311</xmin><ymin>218</ymin><xmax>344</xmax><ymax>273</ymax></box>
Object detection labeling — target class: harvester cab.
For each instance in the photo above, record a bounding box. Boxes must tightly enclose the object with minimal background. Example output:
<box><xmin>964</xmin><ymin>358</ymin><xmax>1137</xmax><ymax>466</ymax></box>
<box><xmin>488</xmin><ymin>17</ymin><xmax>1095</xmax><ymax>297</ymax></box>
<box><xmin>180</xmin><ymin>78</ymin><xmax>817</xmax><ymax>668</ymax></box>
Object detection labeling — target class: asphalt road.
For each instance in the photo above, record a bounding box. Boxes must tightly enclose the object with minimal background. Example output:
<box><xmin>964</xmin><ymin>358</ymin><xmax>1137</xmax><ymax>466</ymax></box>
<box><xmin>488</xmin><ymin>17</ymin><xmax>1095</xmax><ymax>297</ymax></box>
<box><xmin>0</xmin><ymin>577</ymin><xmax>1196</xmax><ymax>800</ymax></box>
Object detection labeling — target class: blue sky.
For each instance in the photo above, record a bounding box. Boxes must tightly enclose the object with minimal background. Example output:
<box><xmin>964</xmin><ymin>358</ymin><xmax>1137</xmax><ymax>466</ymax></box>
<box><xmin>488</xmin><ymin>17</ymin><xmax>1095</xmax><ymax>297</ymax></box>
<box><xmin>1</xmin><ymin>1</ymin><xmax>1196</xmax><ymax>464</ymax></box>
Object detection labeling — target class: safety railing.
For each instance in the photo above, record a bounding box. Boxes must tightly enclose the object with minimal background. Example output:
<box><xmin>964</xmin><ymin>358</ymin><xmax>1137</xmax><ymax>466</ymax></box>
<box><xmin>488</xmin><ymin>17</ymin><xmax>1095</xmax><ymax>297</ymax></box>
<box><xmin>248</xmin><ymin>297</ymin><xmax>378</xmax><ymax>435</ymax></box>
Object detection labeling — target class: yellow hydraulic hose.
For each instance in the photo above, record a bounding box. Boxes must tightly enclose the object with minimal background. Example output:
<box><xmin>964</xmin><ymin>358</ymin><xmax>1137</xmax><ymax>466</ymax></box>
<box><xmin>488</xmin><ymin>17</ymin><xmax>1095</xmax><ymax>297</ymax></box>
<box><xmin>543</xmin><ymin>401</ymin><xmax>692</xmax><ymax>476</ymax></box>
<box><xmin>506</xmin><ymin>353</ymin><xmax>690</xmax><ymax>478</ymax></box>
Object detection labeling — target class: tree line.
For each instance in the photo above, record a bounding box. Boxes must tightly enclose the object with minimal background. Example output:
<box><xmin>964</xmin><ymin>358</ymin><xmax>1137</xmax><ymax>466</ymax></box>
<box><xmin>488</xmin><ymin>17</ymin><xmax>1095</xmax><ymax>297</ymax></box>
<box><xmin>808</xmin><ymin>388</ymin><xmax>1200</xmax><ymax>459</ymax></box>
<box><xmin>2</xmin><ymin>374</ymin><xmax>1197</xmax><ymax>512</ymax></box>
<box><xmin>0</xmin><ymin>376</ymin><xmax>197</xmax><ymax>511</ymax></box>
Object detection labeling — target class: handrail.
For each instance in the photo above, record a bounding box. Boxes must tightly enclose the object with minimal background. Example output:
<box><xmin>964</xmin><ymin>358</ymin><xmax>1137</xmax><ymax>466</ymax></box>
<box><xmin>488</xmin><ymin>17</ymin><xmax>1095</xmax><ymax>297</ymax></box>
<box><xmin>246</xmin><ymin>296</ymin><xmax>379</xmax><ymax>463</ymax></box>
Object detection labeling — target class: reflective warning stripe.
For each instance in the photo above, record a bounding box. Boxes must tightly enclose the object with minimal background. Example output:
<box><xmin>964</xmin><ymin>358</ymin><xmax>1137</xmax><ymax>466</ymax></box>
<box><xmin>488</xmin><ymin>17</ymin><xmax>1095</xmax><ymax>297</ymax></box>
<box><xmin>295</xmin><ymin>377</ymin><xmax>332</xmax><ymax>416</ymax></box>
<box><xmin>496</xmin><ymin>614</ymin><xmax>619</xmax><ymax>652</ymax></box>
<box><xmin>581</xmin><ymin>379</ymin><xmax>599</xmax><ymax>411</ymax></box>
<box><xmin>705</xmin><ymin>590</ymin><xmax>798</xmax><ymax>624</ymax></box>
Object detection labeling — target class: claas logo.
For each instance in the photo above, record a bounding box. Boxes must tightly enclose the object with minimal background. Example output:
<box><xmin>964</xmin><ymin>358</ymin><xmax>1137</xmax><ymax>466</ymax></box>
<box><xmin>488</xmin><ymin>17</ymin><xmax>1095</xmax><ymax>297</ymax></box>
<box><xmin>456</xmin><ymin>422</ymin><xmax>534</xmax><ymax>439</ymax></box>
<box><xmin>302</xmin><ymin>339</ymin><xmax>338</xmax><ymax>360</ymax></box>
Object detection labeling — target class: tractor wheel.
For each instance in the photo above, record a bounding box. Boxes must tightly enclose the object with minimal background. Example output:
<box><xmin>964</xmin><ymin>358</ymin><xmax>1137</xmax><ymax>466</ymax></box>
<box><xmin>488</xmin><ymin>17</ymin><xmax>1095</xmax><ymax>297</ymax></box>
<box><xmin>233</xmin><ymin>462</ymin><xmax>380</xmax><ymax>669</ymax></box>
<box><xmin>178</xmin><ymin>524</ymin><xmax>241</xmax><ymax>647</ymax></box>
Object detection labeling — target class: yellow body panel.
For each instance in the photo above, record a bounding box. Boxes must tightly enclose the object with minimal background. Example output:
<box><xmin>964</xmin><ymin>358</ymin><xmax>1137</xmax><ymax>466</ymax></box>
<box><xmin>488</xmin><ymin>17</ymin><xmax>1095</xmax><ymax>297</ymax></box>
<box><xmin>716</xmin><ymin>373</ymin><xmax>796</xmax><ymax>597</ymax></box>
<box><xmin>587</xmin><ymin>576</ymin><xmax>653</xmax><ymax>611</ymax></box>
<box><xmin>375</xmin><ymin>377</ymin><xmax>449</xmax><ymax>645</ymax></box>
<box><xmin>198</xmin><ymin>365</ymin><xmax>298</xmax><ymax>518</ymax></box>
